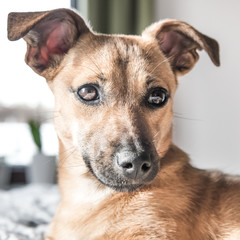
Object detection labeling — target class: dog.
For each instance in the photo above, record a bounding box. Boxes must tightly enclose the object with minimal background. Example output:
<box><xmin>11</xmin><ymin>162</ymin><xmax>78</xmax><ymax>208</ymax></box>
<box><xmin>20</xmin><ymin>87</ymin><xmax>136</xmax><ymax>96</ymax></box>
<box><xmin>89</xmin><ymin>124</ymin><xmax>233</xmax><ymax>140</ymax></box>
<box><xmin>7</xmin><ymin>8</ymin><xmax>240</xmax><ymax>240</ymax></box>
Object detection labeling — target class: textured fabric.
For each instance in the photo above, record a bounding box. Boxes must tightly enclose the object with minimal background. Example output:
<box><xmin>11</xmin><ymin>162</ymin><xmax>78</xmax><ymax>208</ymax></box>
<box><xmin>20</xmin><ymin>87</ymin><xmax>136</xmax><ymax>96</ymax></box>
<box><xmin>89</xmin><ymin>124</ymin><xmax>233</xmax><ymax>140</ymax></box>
<box><xmin>0</xmin><ymin>184</ymin><xmax>59</xmax><ymax>240</ymax></box>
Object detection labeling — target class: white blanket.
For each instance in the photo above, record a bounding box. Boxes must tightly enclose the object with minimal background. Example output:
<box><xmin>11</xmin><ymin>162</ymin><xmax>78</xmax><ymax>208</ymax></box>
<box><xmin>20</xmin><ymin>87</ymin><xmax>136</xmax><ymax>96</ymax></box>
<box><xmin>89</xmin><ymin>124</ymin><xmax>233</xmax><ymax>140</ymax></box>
<box><xmin>0</xmin><ymin>185</ymin><xmax>59</xmax><ymax>240</ymax></box>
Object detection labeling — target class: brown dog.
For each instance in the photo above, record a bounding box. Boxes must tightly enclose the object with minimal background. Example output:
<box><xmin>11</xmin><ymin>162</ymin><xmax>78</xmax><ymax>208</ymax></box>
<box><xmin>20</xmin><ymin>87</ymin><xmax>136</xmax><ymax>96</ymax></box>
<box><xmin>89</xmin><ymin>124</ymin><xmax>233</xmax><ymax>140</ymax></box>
<box><xmin>8</xmin><ymin>8</ymin><xmax>240</xmax><ymax>240</ymax></box>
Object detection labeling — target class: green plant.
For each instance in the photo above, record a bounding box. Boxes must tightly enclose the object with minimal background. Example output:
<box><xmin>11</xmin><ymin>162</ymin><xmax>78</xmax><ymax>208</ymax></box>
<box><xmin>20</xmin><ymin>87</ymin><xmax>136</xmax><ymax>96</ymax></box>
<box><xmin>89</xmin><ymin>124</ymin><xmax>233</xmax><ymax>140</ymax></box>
<box><xmin>28</xmin><ymin>119</ymin><xmax>42</xmax><ymax>153</ymax></box>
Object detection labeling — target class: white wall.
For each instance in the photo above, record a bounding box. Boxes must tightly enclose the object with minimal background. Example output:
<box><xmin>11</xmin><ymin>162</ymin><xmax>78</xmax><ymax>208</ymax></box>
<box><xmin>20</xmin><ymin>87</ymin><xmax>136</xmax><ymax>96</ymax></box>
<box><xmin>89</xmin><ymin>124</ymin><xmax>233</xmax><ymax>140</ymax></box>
<box><xmin>155</xmin><ymin>0</ymin><xmax>240</xmax><ymax>174</ymax></box>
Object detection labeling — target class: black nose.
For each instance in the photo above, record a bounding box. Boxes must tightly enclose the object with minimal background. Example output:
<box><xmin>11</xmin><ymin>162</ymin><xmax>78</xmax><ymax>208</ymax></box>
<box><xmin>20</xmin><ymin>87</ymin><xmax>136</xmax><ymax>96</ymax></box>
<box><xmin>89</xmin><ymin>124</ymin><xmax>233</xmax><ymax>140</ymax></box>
<box><xmin>116</xmin><ymin>151</ymin><xmax>152</xmax><ymax>180</ymax></box>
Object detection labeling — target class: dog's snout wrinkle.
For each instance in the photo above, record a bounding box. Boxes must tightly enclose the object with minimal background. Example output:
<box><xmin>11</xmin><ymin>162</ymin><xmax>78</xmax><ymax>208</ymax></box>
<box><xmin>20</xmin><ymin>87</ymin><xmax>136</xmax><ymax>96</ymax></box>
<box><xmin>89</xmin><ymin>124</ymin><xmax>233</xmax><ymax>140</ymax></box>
<box><xmin>116</xmin><ymin>150</ymin><xmax>152</xmax><ymax>180</ymax></box>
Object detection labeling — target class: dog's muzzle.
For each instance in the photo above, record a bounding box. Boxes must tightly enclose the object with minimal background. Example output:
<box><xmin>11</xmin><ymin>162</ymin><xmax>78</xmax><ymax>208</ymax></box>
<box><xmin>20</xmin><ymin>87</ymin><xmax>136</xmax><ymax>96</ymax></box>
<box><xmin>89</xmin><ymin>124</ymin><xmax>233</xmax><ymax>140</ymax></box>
<box><xmin>83</xmin><ymin>143</ymin><xmax>160</xmax><ymax>192</ymax></box>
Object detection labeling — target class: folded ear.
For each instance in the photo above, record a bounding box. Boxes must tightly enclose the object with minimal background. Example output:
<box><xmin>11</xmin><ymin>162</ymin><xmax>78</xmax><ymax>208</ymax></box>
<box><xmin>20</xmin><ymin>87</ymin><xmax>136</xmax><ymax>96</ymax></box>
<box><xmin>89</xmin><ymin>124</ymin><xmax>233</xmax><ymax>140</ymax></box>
<box><xmin>142</xmin><ymin>19</ymin><xmax>220</xmax><ymax>76</ymax></box>
<box><xmin>8</xmin><ymin>8</ymin><xmax>91</xmax><ymax>79</ymax></box>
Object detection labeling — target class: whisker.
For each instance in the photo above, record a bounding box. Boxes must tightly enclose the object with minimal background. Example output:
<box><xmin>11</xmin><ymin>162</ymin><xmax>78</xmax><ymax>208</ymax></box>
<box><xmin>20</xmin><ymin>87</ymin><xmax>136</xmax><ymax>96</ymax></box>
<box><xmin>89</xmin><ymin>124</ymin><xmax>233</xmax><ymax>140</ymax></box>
<box><xmin>31</xmin><ymin>110</ymin><xmax>61</xmax><ymax>122</ymax></box>
<box><xmin>40</xmin><ymin>115</ymin><xmax>61</xmax><ymax>122</ymax></box>
<box><xmin>152</xmin><ymin>130</ymin><xmax>161</xmax><ymax>143</ymax></box>
<box><xmin>59</xmin><ymin>146</ymin><xmax>76</xmax><ymax>155</ymax></box>
<box><xmin>149</xmin><ymin>56</ymin><xmax>173</xmax><ymax>75</ymax></box>
<box><xmin>59</xmin><ymin>147</ymin><xmax>77</xmax><ymax>168</ymax></box>
<box><xmin>77</xmin><ymin>39</ymin><xmax>105</xmax><ymax>77</ymax></box>
<box><xmin>61</xmin><ymin>162</ymin><xmax>86</xmax><ymax>169</ymax></box>
<box><xmin>77</xmin><ymin>64</ymin><xmax>102</xmax><ymax>76</ymax></box>
<box><xmin>173</xmin><ymin>113</ymin><xmax>202</xmax><ymax>121</ymax></box>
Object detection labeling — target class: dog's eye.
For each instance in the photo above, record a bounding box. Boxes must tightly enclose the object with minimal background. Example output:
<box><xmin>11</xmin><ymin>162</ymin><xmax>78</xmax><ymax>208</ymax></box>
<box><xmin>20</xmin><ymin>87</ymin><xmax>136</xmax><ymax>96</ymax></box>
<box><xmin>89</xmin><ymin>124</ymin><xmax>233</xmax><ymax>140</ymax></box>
<box><xmin>77</xmin><ymin>85</ymin><xmax>100</xmax><ymax>102</ymax></box>
<box><xmin>147</xmin><ymin>88</ymin><xmax>169</xmax><ymax>108</ymax></box>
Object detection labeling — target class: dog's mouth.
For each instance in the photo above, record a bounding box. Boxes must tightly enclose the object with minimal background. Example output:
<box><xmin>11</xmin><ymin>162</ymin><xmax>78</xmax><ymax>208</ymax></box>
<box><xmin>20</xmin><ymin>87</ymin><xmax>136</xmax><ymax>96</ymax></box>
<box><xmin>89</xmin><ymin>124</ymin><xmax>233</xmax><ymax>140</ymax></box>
<box><xmin>83</xmin><ymin>152</ymin><xmax>160</xmax><ymax>192</ymax></box>
<box><xmin>87</xmin><ymin>165</ymin><xmax>148</xmax><ymax>192</ymax></box>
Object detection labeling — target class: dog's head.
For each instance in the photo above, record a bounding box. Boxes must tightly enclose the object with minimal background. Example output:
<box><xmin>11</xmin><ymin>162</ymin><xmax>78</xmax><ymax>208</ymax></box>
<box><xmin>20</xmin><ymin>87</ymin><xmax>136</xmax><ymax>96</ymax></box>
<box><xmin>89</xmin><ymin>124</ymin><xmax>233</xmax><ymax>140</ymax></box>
<box><xmin>8</xmin><ymin>9</ymin><xmax>219</xmax><ymax>192</ymax></box>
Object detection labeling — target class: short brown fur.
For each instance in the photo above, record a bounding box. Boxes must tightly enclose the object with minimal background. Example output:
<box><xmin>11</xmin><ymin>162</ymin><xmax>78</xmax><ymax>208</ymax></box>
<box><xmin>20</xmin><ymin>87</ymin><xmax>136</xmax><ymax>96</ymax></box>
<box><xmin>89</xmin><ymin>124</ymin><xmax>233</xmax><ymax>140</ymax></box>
<box><xmin>7</xmin><ymin>8</ymin><xmax>240</xmax><ymax>240</ymax></box>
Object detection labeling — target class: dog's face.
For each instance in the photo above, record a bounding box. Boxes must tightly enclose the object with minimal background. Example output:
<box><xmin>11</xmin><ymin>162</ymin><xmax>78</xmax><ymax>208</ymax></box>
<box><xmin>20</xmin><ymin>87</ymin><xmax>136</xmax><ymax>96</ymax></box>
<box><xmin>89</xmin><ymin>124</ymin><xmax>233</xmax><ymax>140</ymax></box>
<box><xmin>8</xmin><ymin>9</ymin><xmax>219</xmax><ymax>192</ymax></box>
<box><xmin>51</xmin><ymin>35</ymin><xmax>176</xmax><ymax>191</ymax></box>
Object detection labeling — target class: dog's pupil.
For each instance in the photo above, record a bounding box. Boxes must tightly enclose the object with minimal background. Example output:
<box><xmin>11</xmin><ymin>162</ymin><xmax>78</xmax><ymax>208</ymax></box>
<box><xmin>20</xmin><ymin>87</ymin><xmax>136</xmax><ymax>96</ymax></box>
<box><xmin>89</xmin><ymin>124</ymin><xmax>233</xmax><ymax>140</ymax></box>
<box><xmin>79</xmin><ymin>86</ymin><xmax>98</xmax><ymax>101</ymax></box>
<box><xmin>150</xmin><ymin>94</ymin><xmax>163</xmax><ymax>104</ymax></box>
<box><xmin>149</xmin><ymin>89</ymin><xmax>166</xmax><ymax>105</ymax></box>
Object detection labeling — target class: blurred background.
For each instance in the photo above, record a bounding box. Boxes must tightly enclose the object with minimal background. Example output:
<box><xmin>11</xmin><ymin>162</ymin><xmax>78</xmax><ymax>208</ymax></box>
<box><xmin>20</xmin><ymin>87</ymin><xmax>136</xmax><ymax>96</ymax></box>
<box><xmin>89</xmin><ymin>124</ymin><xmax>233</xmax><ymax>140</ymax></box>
<box><xmin>0</xmin><ymin>0</ymin><xmax>239</xmax><ymax>189</ymax></box>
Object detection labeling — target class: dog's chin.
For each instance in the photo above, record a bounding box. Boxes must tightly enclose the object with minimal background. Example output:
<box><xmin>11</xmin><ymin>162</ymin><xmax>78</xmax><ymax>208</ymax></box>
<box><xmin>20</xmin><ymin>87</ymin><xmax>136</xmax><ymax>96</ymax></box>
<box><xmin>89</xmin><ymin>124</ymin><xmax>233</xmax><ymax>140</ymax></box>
<box><xmin>92</xmin><ymin>168</ymin><xmax>157</xmax><ymax>193</ymax></box>
<box><xmin>89</xmin><ymin>167</ymin><xmax>144</xmax><ymax>192</ymax></box>
<box><xmin>98</xmin><ymin>180</ymin><xmax>143</xmax><ymax>193</ymax></box>
<box><xmin>85</xmin><ymin>163</ymin><xmax>145</xmax><ymax>192</ymax></box>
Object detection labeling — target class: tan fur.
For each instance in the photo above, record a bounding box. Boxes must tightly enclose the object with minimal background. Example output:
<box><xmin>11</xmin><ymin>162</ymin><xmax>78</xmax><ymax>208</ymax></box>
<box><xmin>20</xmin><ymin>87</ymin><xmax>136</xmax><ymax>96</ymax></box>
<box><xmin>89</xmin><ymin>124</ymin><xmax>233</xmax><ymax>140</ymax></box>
<box><xmin>7</xmin><ymin>8</ymin><xmax>240</xmax><ymax>240</ymax></box>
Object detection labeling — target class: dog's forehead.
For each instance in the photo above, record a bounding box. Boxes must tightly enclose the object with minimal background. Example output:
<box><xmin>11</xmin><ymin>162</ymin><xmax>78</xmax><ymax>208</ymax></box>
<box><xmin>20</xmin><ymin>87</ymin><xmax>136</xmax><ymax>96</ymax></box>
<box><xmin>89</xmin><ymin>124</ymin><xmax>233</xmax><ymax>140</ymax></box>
<box><xmin>64</xmin><ymin>34</ymin><xmax>175</xmax><ymax>92</ymax></box>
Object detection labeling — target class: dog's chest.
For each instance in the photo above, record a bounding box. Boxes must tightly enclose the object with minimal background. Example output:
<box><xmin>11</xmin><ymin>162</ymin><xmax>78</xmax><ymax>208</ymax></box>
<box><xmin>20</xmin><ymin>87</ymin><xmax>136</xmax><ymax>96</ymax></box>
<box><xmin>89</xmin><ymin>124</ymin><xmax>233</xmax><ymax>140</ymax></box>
<box><xmin>52</xmin><ymin>200</ymin><xmax>111</xmax><ymax>240</ymax></box>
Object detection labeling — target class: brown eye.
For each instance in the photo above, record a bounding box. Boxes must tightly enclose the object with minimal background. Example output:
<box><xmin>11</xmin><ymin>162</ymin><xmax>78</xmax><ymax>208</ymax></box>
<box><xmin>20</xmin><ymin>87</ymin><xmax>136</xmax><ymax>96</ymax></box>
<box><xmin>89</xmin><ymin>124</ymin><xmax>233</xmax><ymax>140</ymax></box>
<box><xmin>147</xmin><ymin>87</ymin><xmax>169</xmax><ymax>108</ymax></box>
<box><xmin>77</xmin><ymin>84</ymin><xmax>100</xmax><ymax>102</ymax></box>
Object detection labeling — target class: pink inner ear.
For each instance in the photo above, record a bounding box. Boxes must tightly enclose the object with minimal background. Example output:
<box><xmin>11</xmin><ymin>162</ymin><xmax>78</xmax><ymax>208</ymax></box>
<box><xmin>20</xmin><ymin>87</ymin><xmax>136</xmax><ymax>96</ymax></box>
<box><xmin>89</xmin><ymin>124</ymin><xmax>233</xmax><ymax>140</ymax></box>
<box><xmin>27</xmin><ymin>20</ymin><xmax>75</xmax><ymax>70</ymax></box>
<box><xmin>160</xmin><ymin>30</ymin><xmax>193</xmax><ymax>58</ymax></box>
<box><xmin>161</xmin><ymin>31</ymin><xmax>179</xmax><ymax>55</ymax></box>
<box><xmin>46</xmin><ymin>22</ymin><xmax>71</xmax><ymax>54</ymax></box>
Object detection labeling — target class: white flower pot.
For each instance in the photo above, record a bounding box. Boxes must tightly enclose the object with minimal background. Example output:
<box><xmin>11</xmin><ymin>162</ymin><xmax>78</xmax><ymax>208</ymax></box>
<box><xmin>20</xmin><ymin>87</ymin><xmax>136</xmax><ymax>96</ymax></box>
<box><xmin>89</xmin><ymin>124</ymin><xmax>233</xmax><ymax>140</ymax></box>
<box><xmin>27</xmin><ymin>153</ymin><xmax>56</xmax><ymax>184</ymax></box>
<box><xmin>0</xmin><ymin>157</ymin><xmax>10</xmax><ymax>189</ymax></box>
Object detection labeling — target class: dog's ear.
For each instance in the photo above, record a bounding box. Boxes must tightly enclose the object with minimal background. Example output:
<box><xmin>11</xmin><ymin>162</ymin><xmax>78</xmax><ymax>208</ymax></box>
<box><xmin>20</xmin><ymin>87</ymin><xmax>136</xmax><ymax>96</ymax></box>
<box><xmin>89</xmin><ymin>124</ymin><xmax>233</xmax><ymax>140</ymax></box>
<box><xmin>8</xmin><ymin>8</ymin><xmax>90</xmax><ymax>79</ymax></box>
<box><xmin>142</xmin><ymin>19</ymin><xmax>220</xmax><ymax>76</ymax></box>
